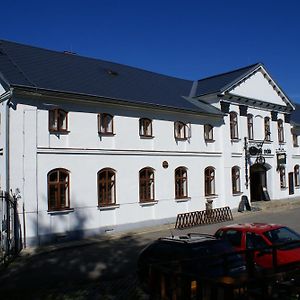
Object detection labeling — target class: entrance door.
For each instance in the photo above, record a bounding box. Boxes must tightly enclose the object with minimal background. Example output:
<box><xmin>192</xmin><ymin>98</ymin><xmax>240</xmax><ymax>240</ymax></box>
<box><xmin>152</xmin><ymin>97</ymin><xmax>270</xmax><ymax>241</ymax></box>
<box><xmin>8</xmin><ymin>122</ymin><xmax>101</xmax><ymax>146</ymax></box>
<box><xmin>289</xmin><ymin>172</ymin><xmax>294</xmax><ymax>195</ymax></box>
<box><xmin>250</xmin><ymin>164</ymin><xmax>267</xmax><ymax>202</ymax></box>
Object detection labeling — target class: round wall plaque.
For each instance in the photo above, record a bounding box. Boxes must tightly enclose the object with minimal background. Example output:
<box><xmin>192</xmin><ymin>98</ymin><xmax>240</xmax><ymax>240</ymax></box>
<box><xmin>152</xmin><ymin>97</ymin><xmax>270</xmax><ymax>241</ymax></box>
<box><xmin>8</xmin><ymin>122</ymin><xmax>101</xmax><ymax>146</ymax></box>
<box><xmin>162</xmin><ymin>161</ymin><xmax>169</xmax><ymax>169</ymax></box>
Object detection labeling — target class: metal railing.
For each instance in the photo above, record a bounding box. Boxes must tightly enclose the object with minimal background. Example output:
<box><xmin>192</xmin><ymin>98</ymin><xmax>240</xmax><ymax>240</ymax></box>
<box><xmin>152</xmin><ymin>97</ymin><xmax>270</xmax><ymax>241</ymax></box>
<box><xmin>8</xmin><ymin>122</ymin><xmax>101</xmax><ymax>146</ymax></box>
<box><xmin>175</xmin><ymin>206</ymin><xmax>233</xmax><ymax>229</ymax></box>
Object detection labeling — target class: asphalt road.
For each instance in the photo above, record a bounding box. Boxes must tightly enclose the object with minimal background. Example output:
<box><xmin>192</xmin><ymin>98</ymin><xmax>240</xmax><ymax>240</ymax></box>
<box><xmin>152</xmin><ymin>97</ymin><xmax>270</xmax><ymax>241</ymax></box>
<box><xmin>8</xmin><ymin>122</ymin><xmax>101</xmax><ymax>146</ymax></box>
<box><xmin>1</xmin><ymin>206</ymin><xmax>300</xmax><ymax>299</ymax></box>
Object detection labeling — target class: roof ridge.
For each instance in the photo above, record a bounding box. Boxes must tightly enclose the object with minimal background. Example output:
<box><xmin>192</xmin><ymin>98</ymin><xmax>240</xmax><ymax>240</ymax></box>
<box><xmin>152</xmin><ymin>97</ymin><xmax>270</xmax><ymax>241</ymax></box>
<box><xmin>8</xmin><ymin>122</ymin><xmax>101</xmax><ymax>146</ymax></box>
<box><xmin>0</xmin><ymin>39</ymin><xmax>193</xmax><ymax>83</ymax></box>
<box><xmin>197</xmin><ymin>63</ymin><xmax>262</xmax><ymax>82</ymax></box>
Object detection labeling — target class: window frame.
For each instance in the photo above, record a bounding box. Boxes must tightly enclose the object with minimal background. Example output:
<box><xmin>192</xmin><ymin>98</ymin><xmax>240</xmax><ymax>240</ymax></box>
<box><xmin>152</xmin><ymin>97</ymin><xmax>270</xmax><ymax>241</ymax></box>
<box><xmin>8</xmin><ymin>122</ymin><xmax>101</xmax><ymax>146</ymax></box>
<box><xmin>139</xmin><ymin>167</ymin><xmax>155</xmax><ymax>202</ymax></box>
<box><xmin>49</xmin><ymin>109</ymin><xmax>68</xmax><ymax>133</ymax></box>
<box><xmin>204</xmin><ymin>124</ymin><xmax>214</xmax><ymax>141</ymax></box>
<box><xmin>264</xmin><ymin>117</ymin><xmax>271</xmax><ymax>141</ymax></box>
<box><xmin>247</xmin><ymin>114</ymin><xmax>254</xmax><ymax>140</ymax></box>
<box><xmin>205</xmin><ymin>167</ymin><xmax>216</xmax><ymax>196</ymax></box>
<box><xmin>229</xmin><ymin>112</ymin><xmax>239</xmax><ymax>140</ymax></box>
<box><xmin>293</xmin><ymin>134</ymin><xmax>299</xmax><ymax>147</ymax></box>
<box><xmin>277</xmin><ymin>119</ymin><xmax>284</xmax><ymax>143</ymax></box>
<box><xmin>175</xmin><ymin>167</ymin><xmax>188</xmax><ymax>199</ymax></box>
<box><xmin>294</xmin><ymin>165</ymin><xmax>300</xmax><ymax>187</ymax></box>
<box><xmin>139</xmin><ymin>118</ymin><xmax>153</xmax><ymax>138</ymax></box>
<box><xmin>174</xmin><ymin>121</ymin><xmax>187</xmax><ymax>140</ymax></box>
<box><xmin>47</xmin><ymin>168</ymin><xmax>70</xmax><ymax>211</ymax></box>
<box><xmin>97</xmin><ymin>168</ymin><xmax>116</xmax><ymax>206</ymax></box>
<box><xmin>98</xmin><ymin>113</ymin><xmax>114</xmax><ymax>135</ymax></box>
<box><xmin>231</xmin><ymin>166</ymin><xmax>241</xmax><ymax>194</ymax></box>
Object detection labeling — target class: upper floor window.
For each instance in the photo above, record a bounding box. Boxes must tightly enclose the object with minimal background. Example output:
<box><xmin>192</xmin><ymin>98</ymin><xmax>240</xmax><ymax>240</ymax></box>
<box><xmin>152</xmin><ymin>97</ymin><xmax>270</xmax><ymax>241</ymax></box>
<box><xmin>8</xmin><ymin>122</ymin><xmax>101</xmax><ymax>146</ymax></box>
<box><xmin>293</xmin><ymin>134</ymin><xmax>299</xmax><ymax>147</ymax></box>
<box><xmin>49</xmin><ymin>109</ymin><xmax>68</xmax><ymax>133</ymax></box>
<box><xmin>230</xmin><ymin>112</ymin><xmax>239</xmax><ymax>139</ymax></box>
<box><xmin>175</xmin><ymin>167</ymin><xmax>188</xmax><ymax>198</ymax></box>
<box><xmin>277</xmin><ymin>119</ymin><xmax>284</xmax><ymax>143</ymax></box>
<box><xmin>139</xmin><ymin>118</ymin><xmax>153</xmax><ymax>137</ymax></box>
<box><xmin>231</xmin><ymin>166</ymin><xmax>241</xmax><ymax>194</ymax></box>
<box><xmin>98</xmin><ymin>168</ymin><xmax>116</xmax><ymax>206</ymax></box>
<box><xmin>204</xmin><ymin>124</ymin><xmax>214</xmax><ymax>141</ymax></box>
<box><xmin>279</xmin><ymin>166</ymin><xmax>286</xmax><ymax>188</ymax></box>
<box><xmin>247</xmin><ymin>114</ymin><xmax>254</xmax><ymax>140</ymax></box>
<box><xmin>139</xmin><ymin>167</ymin><xmax>155</xmax><ymax>202</ymax></box>
<box><xmin>174</xmin><ymin>121</ymin><xmax>188</xmax><ymax>140</ymax></box>
<box><xmin>295</xmin><ymin>165</ymin><xmax>300</xmax><ymax>187</ymax></box>
<box><xmin>264</xmin><ymin>117</ymin><xmax>271</xmax><ymax>141</ymax></box>
<box><xmin>98</xmin><ymin>113</ymin><xmax>114</xmax><ymax>135</ymax></box>
<box><xmin>205</xmin><ymin>167</ymin><xmax>215</xmax><ymax>196</ymax></box>
<box><xmin>48</xmin><ymin>168</ymin><xmax>70</xmax><ymax>211</ymax></box>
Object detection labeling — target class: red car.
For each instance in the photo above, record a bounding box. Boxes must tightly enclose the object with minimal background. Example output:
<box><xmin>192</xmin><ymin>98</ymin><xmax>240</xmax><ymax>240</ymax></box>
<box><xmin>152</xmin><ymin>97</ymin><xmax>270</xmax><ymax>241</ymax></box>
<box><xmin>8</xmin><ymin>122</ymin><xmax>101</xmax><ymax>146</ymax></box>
<box><xmin>215</xmin><ymin>223</ymin><xmax>300</xmax><ymax>269</ymax></box>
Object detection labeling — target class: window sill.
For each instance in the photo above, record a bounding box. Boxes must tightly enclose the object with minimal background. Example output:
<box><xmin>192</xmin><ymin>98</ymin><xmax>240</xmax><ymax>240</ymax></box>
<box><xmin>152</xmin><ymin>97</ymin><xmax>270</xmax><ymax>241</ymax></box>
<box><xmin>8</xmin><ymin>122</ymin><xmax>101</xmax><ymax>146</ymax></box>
<box><xmin>140</xmin><ymin>135</ymin><xmax>154</xmax><ymax>139</ymax></box>
<box><xmin>98</xmin><ymin>132</ymin><xmax>115</xmax><ymax>136</ymax></box>
<box><xmin>205</xmin><ymin>139</ymin><xmax>215</xmax><ymax>143</ymax></box>
<box><xmin>48</xmin><ymin>208</ymin><xmax>74</xmax><ymax>215</ymax></box>
<box><xmin>264</xmin><ymin>140</ymin><xmax>273</xmax><ymax>144</ymax></box>
<box><xmin>175</xmin><ymin>137</ymin><xmax>188</xmax><ymax>141</ymax></box>
<box><xmin>279</xmin><ymin>141</ymin><xmax>286</xmax><ymax>145</ymax></box>
<box><xmin>293</xmin><ymin>145</ymin><xmax>299</xmax><ymax>148</ymax></box>
<box><xmin>231</xmin><ymin>138</ymin><xmax>241</xmax><ymax>143</ymax></box>
<box><xmin>139</xmin><ymin>201</ymin><xmax>158</xmax><ymax>206</ymax></box>
<box><xmin>233</xmin><ymin>192</ymin><xmax>243</xmax><ymax>196</ymax></box>
<box><xmin>98</xmin><ymin>204</ymin><xmax>120</xmax><ymax>210</ymax></box>
<box><xmin>280</xmin><ymin>187</ymin><xmax>288</xmax><ymax>190</ymax></box>
<box><xmin>49</xmin><ymin>131</ymin><xmax>70</xmax><ymax>135</ymax></box>
<box><xmin>175</xmin><ymin>197</ymin><xmax>191</xmax><ymax>202</ymax></box>
<box><xmin>205</xmin><ymin>194</ymin><xmax>218</xmax><ymax>200</ymax></box>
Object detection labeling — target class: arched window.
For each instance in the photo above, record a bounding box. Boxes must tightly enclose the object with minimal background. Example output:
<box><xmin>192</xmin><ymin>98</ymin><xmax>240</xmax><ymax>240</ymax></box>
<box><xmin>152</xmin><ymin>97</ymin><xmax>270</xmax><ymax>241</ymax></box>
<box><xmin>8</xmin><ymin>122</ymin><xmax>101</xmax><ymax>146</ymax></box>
<box><xmin>49</xmin><ymin>109</ymin><xmax>68</xmax><ymax>132</ymax></box>
<box><xmin>279</xmin><ymin>166</ymin><xmax>286</xmax><ymax>189</ymax></box>
<box><xmin>294</xmin><ymin>165</ymin><xmax>300</xmax><ymax>187</ymax></box>
<box><xmin>232</xmin><ymin>166</ymin><xmax>241</xmax><ymax>194</ymax></box>
<box><xmin>98</xmin><ymin>113</ymin><xmax>114</xmax><ymax>135</ymax></box>
<box><xmin>293</xmin><ymin>134</ymin><xmax>299</xmax><ymax>147</ymax></box>
<box><xmin>204</xmin><ymin>124</ymin><xmax>214</xmax><ymax>141</ymax></box>
<box><xmin>277</xmin><ymin>119</ymin><xmax>284</xmax><ymax>143</ymax></box>
<box><xmin>139</xmin><ymin>118</ymin><xmax>153</xmax><ymax>137</ymax></box>
<box><xmin>205</xmin><ymin>167</ymin><xmax>215</xmax><ymax>196</ymax></box>
<box><xmin>175</xmin><ymin>167</ymin><xmax>188</xmax><ymax>198</ymax></box>
<box><xmin>48</xmin><ymin>168</ymin><xmax>70</xmax><ymax>211</ymax></box>
<box><xmin>174</xmin><ymin>121</ymin><xmax>187</xmax><ymax>140</ymax></box>
<box><xmin>98</xmin><ymin>168</ymin><xmax>116</xmax><ymax>206</ymax></box>
<box><xmin>139</xmin><ymin>167</ymin><xmax>155</xmax><ymax>202</ymax></box>
<box><xmin>230</xmin><ymin>112</ymin><xmax>238</xmax><ymax>139</ymax></box>
<box><xmin>247</xmin><ymin>114</ymin><xmax>254</xmax><ymax>140</ymax></box>
<box><xmin>264</xmin><ymin>117</ymin><xmax>271</xmax><ymax>141</ymax></box>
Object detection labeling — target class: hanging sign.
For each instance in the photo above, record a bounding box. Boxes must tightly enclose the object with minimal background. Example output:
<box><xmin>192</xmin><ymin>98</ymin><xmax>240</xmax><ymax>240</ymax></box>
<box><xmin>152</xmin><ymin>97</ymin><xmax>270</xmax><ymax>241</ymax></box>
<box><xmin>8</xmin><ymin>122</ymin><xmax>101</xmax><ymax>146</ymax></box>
<box><xmin>277</xmin><ymin>153</ymin><xmax>286</xmax><ymax>165</ymax></box>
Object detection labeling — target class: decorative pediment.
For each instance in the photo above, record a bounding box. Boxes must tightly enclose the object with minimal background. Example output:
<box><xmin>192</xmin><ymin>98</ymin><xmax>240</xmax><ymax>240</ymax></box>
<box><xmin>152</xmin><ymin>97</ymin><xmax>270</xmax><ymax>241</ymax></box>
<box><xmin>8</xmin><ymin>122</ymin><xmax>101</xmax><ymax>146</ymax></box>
<box><xmin>227</xmin><ymin>66</ymin><xmax>294</xmax><ymax>109</ymax></box>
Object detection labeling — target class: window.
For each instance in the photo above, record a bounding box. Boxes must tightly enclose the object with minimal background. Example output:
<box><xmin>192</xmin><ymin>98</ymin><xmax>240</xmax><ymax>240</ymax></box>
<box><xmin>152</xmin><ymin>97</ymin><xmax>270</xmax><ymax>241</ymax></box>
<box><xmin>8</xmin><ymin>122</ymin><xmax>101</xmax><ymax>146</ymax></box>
<box><xmin>98</xmin><ymin>168</ymin><xmax>116</xmax><ymax>206</ymax></box>
<box><xmin>174</xmin><ymin>121</ymin><xmax>187</xmax><ymax>140</ymax></box>
<box><xmin>48</xmin><ymin>169</ymin><xmax>70</xmax><ymax>211</ymax></box>
<box><xmin>139</xmin><ymin>168</ymin><xmax>155</xmax><ymax>202</ymax></box>
<box><xmin>49</xmin><ymin>109</ymin><xmax>68</xmax><ymax>132</ymax></box>
<box><xmin>205</xmin><ymin>167</ymin><xmax>215</xmax><ymax>196</ymax></box>
<box><xmin>98</xmin><ymin>113</ymin><xmax>114</xmax><ymax>135</ymax></box>
<box><xmin>264</xmin><ymin>117</ymin><xmax>271</xmax><ymax>141</ymax></box>
<box><xmin>175</xmin><ymin>167</ymin><xmax>188</xmax><ymax>198</ymax></box>
<box><xmin>294</xmin><ymin>165</ymin><xmax>300</xmax><ymax>187</ymax></box>
<box><xmin>246</xmin><ymin>233</ymin><xmax>267</xmax><ymax>249</ymax></box>
<box><xmin>222</xmin><ymin>230</ymin><xmax>242</xmax><ymax>247</ymax></box>
<box><xmin>204</xmin><ymin>124</ymin><xmax>214</xmax><ymax>141</ymax></box>
<box><xmin>279</xmin><ymin>166</ymin><xmax>286</xmax><ymax>188</ymax></box>
<box><xmin>277</xmin><ymin>119</ymin><xmax>284</xmax><ymax>143</ymax></box>
<box><xmin>139</xmin><ymin>118</ymin><xmax>153</xmax><ymax>137</ymax></box>
<box><xmin>229</xmin><ymin>112</ymin><xmax>239</xmax><ymax>139</ymax></box>
<box><xmin>247</xmin><ymin>114</ymin><xmax>254</xmax><ymax>140</ymax></box>
<box><xmin>293</xmin><ymin>134</ymin><xmax>299</xmax><ymax>147</ymax></box>
<box><xmin>232</xmin><ymin>166</ymin><xmax>241</xmax><ymax>194</ymax></box>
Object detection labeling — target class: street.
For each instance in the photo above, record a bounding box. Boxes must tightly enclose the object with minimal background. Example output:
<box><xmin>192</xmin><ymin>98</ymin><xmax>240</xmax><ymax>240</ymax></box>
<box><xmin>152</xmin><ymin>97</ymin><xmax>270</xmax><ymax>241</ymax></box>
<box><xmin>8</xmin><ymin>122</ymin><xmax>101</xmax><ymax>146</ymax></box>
<box><xmin>1</xmin><ymin>205</ymin><xmax>300</xmax><ymax>299</ymax></box>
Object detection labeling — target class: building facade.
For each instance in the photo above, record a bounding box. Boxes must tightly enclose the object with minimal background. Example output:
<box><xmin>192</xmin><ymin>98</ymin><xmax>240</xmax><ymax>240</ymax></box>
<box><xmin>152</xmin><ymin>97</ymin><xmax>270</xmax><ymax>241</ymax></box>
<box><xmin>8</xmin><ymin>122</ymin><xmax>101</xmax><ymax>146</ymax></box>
<box><xmin>0</xmin><ymin>40</ymin><xmax>300</xmax><ymax>246</ymax></box>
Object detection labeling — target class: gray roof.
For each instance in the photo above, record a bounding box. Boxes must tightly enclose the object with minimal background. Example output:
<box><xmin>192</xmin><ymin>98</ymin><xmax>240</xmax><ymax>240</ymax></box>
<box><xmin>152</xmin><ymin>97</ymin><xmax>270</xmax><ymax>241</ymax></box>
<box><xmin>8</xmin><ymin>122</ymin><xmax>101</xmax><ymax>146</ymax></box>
<box><xmin>0</xmin><ymin>40</ymin><xmax>223</xmax><ymax>116</ymax></box>
<box><xmin>195</xmin><ymin>63</ymin><xmax>261</xmax><ymax>97</ymax></box>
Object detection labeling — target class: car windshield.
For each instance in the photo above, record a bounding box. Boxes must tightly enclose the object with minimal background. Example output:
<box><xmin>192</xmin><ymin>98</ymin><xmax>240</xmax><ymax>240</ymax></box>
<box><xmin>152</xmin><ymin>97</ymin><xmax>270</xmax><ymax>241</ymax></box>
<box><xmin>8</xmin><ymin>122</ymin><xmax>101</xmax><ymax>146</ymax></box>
<box><xmin>263</xmin><ymin>227</ymin><xmax>300</xmax><ymax>248</ymax></box>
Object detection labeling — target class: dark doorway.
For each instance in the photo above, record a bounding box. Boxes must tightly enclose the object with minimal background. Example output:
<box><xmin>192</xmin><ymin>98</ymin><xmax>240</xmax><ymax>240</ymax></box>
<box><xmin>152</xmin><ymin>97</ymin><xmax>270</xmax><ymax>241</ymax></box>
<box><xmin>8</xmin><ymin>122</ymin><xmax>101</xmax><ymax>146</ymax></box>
<box><xmin>289</xmin><ymin>172</ymin><xmax>294</xmax><ymax>195</ymax></box>
<box><xmin>250</xmin><ymin>164</ymin><xmax>267</xmax><ymax>201</ymax></box>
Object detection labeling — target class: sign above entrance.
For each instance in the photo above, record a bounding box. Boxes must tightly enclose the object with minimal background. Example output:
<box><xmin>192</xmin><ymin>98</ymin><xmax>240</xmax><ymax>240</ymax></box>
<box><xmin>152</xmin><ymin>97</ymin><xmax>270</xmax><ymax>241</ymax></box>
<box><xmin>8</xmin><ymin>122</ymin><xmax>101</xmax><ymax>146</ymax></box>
<box><xmin>249</xmin><ymin>146</ymin><xmax>260</xmax><ymax>156</ymax></box>
<box><xmin>277</xmin><ymin>153</ymin><xmax>286</xmax><ymax>165</ymax></box>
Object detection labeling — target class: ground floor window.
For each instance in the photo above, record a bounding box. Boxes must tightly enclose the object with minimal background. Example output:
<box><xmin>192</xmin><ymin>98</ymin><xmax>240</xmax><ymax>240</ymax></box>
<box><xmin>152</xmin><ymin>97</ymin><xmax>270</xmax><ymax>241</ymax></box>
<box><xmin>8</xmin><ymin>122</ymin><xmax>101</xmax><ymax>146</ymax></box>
<box><xmin>295</xmin><ymin>165</ymin><xmax>300</xmax><ymax>187</ymax></box>
<box><xmin>205</xmin><ymin>167</ymin><xmax>215</xmax><ymax>196</ymax></box>
<box><xmin>232</xmin><ymin>166</ymin><xmax>241</xmax><ymax>194</ymax></box>
<box><xmin>279</xmin><ymin>166</ymin><xmax>286</xmax><ymax>188</ymax></box>
<box><xmin>139</xmin><ymin>168</ymin><xmax>155</xmax><ymax>202</ymax></box>
<box><xmin>175</xmin><ymin>167</ymin><xmax>188</xmax><ymax>198</ymax></box>
<box><xmin>98</xmin><ymin>168</ymin><xmax>116</xmax><ymax>206</ymax></box>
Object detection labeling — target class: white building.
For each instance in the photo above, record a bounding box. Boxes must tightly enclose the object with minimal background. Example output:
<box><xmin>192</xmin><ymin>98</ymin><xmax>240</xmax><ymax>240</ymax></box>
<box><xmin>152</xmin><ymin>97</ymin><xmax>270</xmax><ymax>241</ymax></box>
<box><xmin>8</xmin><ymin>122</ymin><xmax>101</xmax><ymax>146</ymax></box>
<box><xmin>0</xmin><ymin>40</ymin><xmax>299</xmax><ymax>246</ymax></box>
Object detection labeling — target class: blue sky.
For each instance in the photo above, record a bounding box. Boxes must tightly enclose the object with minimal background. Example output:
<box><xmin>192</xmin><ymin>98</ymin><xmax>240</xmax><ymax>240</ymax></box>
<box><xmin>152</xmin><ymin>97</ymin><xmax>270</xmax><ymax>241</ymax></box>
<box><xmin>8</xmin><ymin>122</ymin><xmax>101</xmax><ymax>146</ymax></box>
<box><xmin>1</xmin><ymin>0</ymin><xmax>300</xmax><ymax>101</ymax></box>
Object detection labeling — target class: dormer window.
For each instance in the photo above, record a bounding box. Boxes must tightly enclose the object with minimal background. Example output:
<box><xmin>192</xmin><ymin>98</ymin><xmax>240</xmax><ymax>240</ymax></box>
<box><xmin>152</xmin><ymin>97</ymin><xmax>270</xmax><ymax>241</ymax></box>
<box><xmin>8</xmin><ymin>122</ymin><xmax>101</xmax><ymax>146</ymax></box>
<box><xmin>139</xmin><ymin>118</ymin><xmax>153</xmax><ymax>137</ymax></box>
<box><xmin>230</xmin><ymin>112</ymin><xmax>239</xmax><ymax>139</ymax></box>
<box><xmin>98</xmin><ymin>113</ymin><xmax>114</xmax><ymax>135</ymax></box>
<box><xmin>49</xmin><ymin>109</ymin><xmax>68</xmax><ymax>133</ymax></box>
<box><xmin>277</xmin><ymin>119</ymin><xmax>284</xmax><ymax>143</ymax></box>
<box><xmin>247</xmin><ymin>114</ymin><xmax>254</xmax><ymax>140</ymax></box>
<box><xmin>204</xmin><ymin>124</ymin><xmax>214</xmax><ymax>141</ymax></box>
<box><xmin>174</xmin><ymin>121</ymin><xmax>188</xmax><ymax>140</ymax></box>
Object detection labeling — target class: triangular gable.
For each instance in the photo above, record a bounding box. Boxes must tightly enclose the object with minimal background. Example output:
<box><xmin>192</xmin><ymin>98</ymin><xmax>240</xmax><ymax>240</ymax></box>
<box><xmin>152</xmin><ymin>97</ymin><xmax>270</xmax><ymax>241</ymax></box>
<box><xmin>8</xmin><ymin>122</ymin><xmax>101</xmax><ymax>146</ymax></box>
<box><xmin>225</xmin><ymin>66</ymin><xmax>294</xmax><ymax>109</ymax></box>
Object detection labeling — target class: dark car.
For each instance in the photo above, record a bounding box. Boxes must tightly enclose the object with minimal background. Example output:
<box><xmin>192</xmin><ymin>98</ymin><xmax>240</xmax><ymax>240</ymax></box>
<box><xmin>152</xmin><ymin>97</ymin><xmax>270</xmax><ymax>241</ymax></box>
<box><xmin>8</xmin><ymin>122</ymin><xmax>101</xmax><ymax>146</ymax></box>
<box><xmin>215</xmin><ymin>223</ymin><xmax>300</xmax><ymax>269</ymax></box>
<box><xmin>137</xmin><ymin>233</ymin><xmax>246</xmax><ymax>294</ymax></box>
